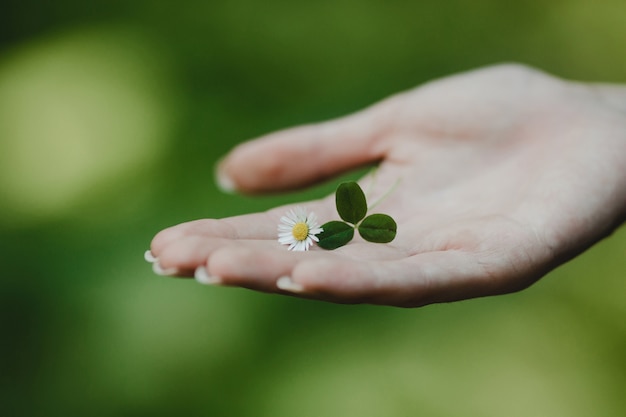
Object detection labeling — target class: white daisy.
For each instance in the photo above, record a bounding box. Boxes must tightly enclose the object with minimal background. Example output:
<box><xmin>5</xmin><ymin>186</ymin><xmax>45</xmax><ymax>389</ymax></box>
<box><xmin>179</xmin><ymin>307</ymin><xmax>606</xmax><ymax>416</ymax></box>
<box><xmin>278</xmin><ymin>207</ymin><xmax>324</xmax><ymax>251</ymax></box>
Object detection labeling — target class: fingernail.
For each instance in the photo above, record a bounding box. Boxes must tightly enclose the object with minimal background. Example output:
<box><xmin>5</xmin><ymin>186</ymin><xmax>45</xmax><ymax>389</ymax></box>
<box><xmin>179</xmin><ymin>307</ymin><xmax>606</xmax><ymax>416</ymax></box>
<box><xmin>276</xmin><ymin>276</ymin><xmax>305</xmax><ymax>293</ymax></box>
<box><xmin>194</xmin><ymin>266</ymin><xmax>222</xmax><ymax>285</ymax></box>
<box><xmin>152</xmin><ymin>262</ymin><xmax>180</xmax><ymax>276</ymax></box>
<box><xmin>144</xmin><ymin>250</ymin><xmax>157</xmax><ymax>263</ymax></box>
<box><xmin>215</xmin><ymin>160</ymin><xmax>237</xmax><ymax>194</ymax></box>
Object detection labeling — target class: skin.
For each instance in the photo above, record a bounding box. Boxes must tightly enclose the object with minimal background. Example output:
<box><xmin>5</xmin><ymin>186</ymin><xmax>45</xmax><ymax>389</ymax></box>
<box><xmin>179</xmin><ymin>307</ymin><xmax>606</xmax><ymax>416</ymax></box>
<box><xmin>149</xmin><ymin>63</ymin><xmax>626</xmax><ymax>307</ymax></box>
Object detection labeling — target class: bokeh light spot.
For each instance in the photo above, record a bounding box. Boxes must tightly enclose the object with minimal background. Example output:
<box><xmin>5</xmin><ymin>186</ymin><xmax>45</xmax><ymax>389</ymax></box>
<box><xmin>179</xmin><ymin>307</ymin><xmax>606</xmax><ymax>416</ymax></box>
<box><xmin>0</xmin><ymin>27</ymin><xmax>177</xmax><ymax>224</ymax></box>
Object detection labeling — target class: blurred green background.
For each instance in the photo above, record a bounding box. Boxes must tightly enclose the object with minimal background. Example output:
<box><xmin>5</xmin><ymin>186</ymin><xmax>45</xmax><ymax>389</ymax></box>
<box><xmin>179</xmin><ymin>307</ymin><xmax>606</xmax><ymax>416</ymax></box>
<box><xmin>1</xmin><ymin>1</ymin><xmax>624</xmax><ymax>416</ymax></box>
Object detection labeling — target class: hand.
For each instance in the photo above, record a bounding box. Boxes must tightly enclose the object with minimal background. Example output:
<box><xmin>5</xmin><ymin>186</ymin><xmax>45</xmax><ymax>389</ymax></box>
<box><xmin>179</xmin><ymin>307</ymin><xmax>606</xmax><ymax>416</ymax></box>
<box><xmin>147</xmin><ymin>63</ymin><xmax>626</xmax><ymax>307</ymax></box>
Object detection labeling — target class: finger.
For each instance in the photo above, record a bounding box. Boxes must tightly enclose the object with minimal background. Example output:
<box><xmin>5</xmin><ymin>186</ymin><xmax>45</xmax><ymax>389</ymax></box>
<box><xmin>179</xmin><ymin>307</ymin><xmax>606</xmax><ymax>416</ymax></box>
<box><xmin>153</xmin><ymin>234</ymin><xmax>283</xmax><ymax>278</ymax></box>
<box><xmin>285</xmin><ymin>251</ymin><xmax>514</xmax><ymax>307</ymax></box>
<box><xmin>150</xmin><ymin>215</ymin><xmax>271</xmax><ymax>256</ymax></box>
<box><xmin>149</xmin><ymin>200</ymin><xmax>333</xmax><ymax>255</ymax></box>
<box><xmin>216</xmin><ymin>95</ymin><xmax>404</xmax><ymax>193</ymax></box>
<box><xmin>197</xmin><ymin>244</ymin><xmax>502</xmax><ymax>307</ymax></box>
<box><xmin>203</xmin><ymin>241</ymin><xmax>404</xmax><ymax>292</ymax></box>
<box><xmin>205</xmin><ymin>245</ymin><xmax>313</xmax><ymax>292</ymax></box>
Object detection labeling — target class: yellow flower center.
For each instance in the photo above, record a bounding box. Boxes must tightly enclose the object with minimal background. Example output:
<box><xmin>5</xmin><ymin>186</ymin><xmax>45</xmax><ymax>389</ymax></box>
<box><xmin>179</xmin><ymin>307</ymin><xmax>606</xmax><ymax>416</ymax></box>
<box><xmin>292</xmin><ymin>222</ymin><xmax>309</xmax><ymax>241</ymax></box>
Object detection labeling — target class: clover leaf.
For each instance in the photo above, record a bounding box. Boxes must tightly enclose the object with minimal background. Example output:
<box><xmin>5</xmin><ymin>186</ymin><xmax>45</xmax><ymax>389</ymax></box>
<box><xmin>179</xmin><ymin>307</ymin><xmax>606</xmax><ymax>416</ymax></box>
<box><xmin>358</xmin><ymin>214</ymin><xmax>397</xmax><ymax>243</ymax></box>
<box><xmin>335</xmin><ymin>181</ymin><xmax>367</xmax><ymax>224</ymax></box>
<box><xmin>318</xmin><ymin>181</ymin><xmax>397</xmax><ymax>250</ymax></box>
<box><xmin>316</xmin><ymin>221</ymin><xmax>355</xmax><ymax>250</ymax></box>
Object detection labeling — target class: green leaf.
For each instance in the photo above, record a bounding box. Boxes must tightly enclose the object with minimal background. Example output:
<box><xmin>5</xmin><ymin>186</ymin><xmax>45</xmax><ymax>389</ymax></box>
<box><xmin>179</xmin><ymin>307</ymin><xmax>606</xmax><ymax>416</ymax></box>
<box><xmin>358</xmin><ymin>214</ymin><xmax>397</xmax><ymax>243</ymax></box>
<box><xmin>336</xmin><ymin>181</ymin><xmax>367</xmax><ymax>224</ymax></box>
<box><xmin>317</xmin><ymin>221</ymin><xmax>355</xmax><ymax>250</ymax></box>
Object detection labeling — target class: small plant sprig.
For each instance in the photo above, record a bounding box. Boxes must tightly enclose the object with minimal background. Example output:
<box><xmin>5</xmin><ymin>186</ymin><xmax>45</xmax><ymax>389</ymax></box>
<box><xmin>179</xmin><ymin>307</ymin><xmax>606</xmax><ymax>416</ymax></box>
<box><xmin>317</xmin><ymin>181</ymin><xmax>397</xmax><ymax>250</ymax></box>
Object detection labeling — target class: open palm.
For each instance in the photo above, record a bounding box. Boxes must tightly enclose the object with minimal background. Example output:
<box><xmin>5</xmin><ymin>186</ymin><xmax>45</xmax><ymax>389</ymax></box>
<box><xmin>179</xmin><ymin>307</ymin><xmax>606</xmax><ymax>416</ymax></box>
<box><xmin>148</xmin><ymin>64</ymin><xmax>626</xmax><ymax>307</ymax></box>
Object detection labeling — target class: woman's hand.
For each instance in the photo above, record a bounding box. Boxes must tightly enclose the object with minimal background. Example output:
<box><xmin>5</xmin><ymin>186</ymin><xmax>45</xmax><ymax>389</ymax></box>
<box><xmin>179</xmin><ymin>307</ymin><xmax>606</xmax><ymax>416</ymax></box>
<box><xmin>148</xmin><ymin>64</ymin><xmax>626</xmax><ymax>307</ymax></box>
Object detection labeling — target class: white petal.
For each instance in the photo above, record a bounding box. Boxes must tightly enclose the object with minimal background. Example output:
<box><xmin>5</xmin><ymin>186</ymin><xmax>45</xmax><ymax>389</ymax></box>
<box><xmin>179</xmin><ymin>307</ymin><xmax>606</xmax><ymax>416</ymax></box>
<box><xmin>279</xmin><ymin>236</ymin><xmax>295</xmax><ymax>244</ymax></box>
<box><xmin>280</xmin><ymin>216</ymin><xmax>296</xmax><ymax>226</ymax></box>
<box><xmin>290</xmin><ymin>241</ymin><xmax>303</xmax><ymax>251</ymax></box>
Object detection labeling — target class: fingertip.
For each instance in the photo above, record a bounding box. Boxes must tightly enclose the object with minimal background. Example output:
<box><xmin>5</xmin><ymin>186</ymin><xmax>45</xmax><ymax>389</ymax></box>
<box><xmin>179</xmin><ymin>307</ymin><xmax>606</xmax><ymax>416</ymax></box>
<box><xmin>152</xmin><ymin>261</ymin><xmax>180</xmax><ymax>277</ymax></box>
<box><xmin>276</xmin><ymin>276</ymin><xmax>305</xmax><ymax>293</ymax></box>
<box><xmin>214</xmin><ymin>158</ymin><xmax>238</xmax><ymax>194</ymax></box>
<box><xmin>214</xmin><ymin>107</ymin><xmax>390</xmax><ymax>193</ymax></box>
<box><xmin>195</xmin><ymin>265</ymin><xmax>222</xmax><ymax>285</ymax></box>
<box><xmin>144</xmin><ymin>250</ymin><xmax>157</xmax><ymax>263</ymax></box>
<box><xmin>217</xmin><ymin>138</ymin><xmax>293</xmax><ymax>193</ymax></box>
<box><xmin>149</xmin><ymin>225</ymin><xmax>184</xmax><ymax>255</ymax></box>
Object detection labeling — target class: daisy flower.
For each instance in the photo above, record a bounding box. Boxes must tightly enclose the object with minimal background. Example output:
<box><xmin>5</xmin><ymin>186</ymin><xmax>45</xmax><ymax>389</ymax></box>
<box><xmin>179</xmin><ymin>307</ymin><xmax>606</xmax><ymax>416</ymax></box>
<box><xmin>278</xmin><ymin>207</ymin><xmax>323</xmax><ymax>251</ymax></box>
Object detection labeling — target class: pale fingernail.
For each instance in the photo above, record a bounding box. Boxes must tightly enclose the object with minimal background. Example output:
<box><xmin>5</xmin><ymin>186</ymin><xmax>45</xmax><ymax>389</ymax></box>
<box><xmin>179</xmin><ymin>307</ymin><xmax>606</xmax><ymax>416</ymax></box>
<box><xmin>152</xmin><ymin>262</ymin><xmax>179</xmax><ymax>276</ymax></box>
<box><xmin>194</xmin><ymin>266</ymin><xmax>222</xmax><ymax>285</ymax></box>
<box><xmin>276</xmin><ymin>276</ymin><xmax>305</xmax><ymax>293</ymax></box>
<box><xmin>215</xmin><ymin>160</ymin><xmax>237</xmax><ymax>194</ymax></box>
<box><xmin>144</xmin><ymin>250</ymin><xmax>157</xmax><ymax>263</ymax></box>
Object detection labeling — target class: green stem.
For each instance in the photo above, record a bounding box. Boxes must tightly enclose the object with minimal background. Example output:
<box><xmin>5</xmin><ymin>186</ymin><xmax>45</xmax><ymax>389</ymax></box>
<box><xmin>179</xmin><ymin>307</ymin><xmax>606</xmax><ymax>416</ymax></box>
<box><xmin>367</xmin><ymin>178</ymin><xmax>400</xmax><ymax>211</ymax></box>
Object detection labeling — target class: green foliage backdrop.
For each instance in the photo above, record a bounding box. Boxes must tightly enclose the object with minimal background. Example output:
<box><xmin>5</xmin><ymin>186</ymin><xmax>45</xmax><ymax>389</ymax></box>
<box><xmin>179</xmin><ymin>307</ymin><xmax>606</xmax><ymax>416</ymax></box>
<box><xmin>1</xmin><ymin>1</ymin><xmax>624</xmax><ymax>416</ymax></box>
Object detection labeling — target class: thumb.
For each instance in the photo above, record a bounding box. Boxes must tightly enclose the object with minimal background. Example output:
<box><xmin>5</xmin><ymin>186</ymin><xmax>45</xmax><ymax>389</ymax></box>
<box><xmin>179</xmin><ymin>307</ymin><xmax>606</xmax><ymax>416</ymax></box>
<box><xmin>215</xmin><ymin>96</ymin><xmax>401</xmax><ymax>193</ymax></box>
